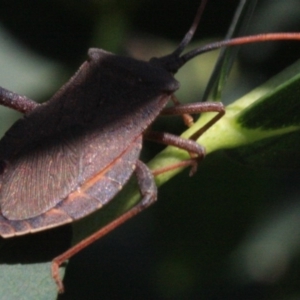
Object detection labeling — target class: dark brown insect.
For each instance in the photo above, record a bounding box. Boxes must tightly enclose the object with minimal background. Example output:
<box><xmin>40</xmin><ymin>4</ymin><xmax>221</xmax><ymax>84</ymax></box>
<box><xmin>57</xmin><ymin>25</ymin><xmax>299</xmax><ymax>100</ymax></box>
<box><xmin>0</xmin><ymin>0</ymin><xmax>299</xmax><ymax>293</ymax></box>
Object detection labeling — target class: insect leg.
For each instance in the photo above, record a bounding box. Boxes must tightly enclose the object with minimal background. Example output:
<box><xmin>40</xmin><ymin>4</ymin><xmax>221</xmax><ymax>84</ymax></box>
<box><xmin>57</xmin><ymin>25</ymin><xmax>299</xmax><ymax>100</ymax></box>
<box><xmin>0</xmin><ymin>86</ymin><xmax>39</xmax><ymax>113</ymax></box>
<box><xmin>169</xmin><ymin>95</ymin><xmax>194</xmax><ymax>127</ymax></box>
<box><xmin>145</xmin><ymin>131</ymin><xmax>205</xmax><ymax>176</ymax></box>
<box><xmin>146</xmin><ymin>101</ymin><xmax>224</xmax><ymax>176</ymax></box>
<box><xmin>51</xmin><ymin>160</ymin><xmax>157</xmax><ymax>293</ymax></box>
<box><xmin>162</xmin><ymin>100</ymin><xmax>225</xmax><ymax>139</ymax></box>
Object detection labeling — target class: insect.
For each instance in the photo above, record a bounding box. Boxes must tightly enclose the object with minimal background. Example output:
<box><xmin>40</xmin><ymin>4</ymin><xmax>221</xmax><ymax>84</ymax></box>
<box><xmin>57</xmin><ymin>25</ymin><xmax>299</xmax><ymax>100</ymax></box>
<box><xmin>0</xmin><ymin>0</ymin><xmax>300</xmax><ymax>293</ymax></box>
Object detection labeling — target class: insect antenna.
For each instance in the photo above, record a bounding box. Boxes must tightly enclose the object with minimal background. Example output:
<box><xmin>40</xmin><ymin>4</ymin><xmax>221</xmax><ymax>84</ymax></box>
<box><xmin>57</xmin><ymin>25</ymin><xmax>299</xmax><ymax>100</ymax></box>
<box><xmin>179</xmin><ymin>33</ymin><xmax>300</xmax><ymax>68</ymax></box>
<box><xmin>155</xmin><ymin>0</ymin><xmax>300</xmax><ymax>74</ymax></box>
<box><xmin>151</xmin><ymin>0</ymin><xmax>207</xmax><ymax>73</ymax></box>
<box><xmin>171</xmin><ymin>0</ymin><xmax>208</xmax><ymax>57</ymax></box>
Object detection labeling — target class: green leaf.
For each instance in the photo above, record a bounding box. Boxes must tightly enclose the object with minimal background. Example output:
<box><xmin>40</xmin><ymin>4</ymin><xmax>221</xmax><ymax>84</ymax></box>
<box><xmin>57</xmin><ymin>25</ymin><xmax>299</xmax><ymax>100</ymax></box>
<box><xmin>226</xmin><ymin>130</ymin><xmax>300</xmax><ymax>169</ymax></box>
<box><xmin>0</xmin><ymin>263</ymin><xmax>63</xmax><ymax>300</ymax></box>
<box><xmin>0</xmin><ymin>226</ymin><xmax>71</xmax><ymax>299</ymax></box>
<box><xmin>147</xmin><ymin>59</ymin><xmax>300</xmax><ymax>186</ymax></box>
<box><xmin>237</xmin><ymin>71</ymin><xmax>300</xmax><ymax>129</ymax></box>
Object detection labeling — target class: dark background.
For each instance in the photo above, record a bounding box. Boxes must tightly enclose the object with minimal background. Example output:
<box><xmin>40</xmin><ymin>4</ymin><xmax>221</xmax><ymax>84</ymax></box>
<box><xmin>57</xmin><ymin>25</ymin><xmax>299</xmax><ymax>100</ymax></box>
<box><xmin>0</xmin><ymin>0</ymin><xmax>300</xmax><ymax>299</ymax></box>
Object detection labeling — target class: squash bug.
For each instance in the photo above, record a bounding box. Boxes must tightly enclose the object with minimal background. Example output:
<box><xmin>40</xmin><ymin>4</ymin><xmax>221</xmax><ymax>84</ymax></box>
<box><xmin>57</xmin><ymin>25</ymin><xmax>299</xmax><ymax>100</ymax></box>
<box><xmin>0</xmin><ymin>0</ymin><xmax>300</xmax><ymax>293</ymax></box>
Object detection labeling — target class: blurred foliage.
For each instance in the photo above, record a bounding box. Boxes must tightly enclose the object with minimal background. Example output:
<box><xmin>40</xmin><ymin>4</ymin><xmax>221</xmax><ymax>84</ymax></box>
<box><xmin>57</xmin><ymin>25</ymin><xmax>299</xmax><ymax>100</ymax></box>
<box><xmin>0</xmin><ymin>0</ymin><xmax>300</xmax><ymax>299</ymax></box>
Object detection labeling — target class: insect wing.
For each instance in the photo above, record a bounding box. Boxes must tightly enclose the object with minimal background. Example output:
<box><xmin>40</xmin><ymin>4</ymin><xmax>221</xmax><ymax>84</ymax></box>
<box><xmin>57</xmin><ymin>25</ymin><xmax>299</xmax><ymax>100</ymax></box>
<box><xmin>0</xmin><ymin>130</ymin><xmax>80</xmax><ymax>221</ymax></box>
